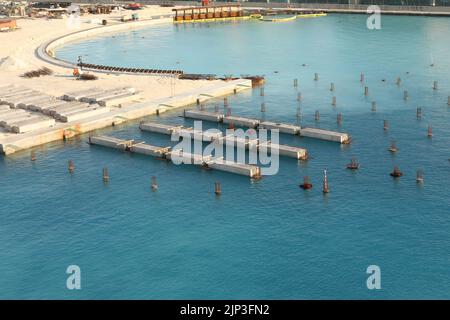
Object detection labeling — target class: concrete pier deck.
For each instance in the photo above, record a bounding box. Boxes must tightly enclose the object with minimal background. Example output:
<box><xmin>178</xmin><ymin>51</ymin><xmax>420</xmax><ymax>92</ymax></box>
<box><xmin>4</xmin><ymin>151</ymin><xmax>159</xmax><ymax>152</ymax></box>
<box><xmin>88</xmin><ymin>135</ymin><xmax>134</xmax><ymax>151</ymax></box>
<box><xmin>140</xmin><ymin>121</ymin><xmax>307</xmax><ymax>159</ymax></box>
<box><xmin>139</xmin><ymin>122</ymin><xmax>183</xmax><ymax>135</ymax></box>
<box><xmin>258</xmin><ymin>141</ymin><xmax>308</xmax><ymax>160</ymax></box>
<box><xmin>218</xmin><ymin>134</ymin><xmax>259</xmax><ymax>150</ymax></box>
<box><xmin>183</xmin><ymin>109</ymin><xmax>224</xmax><ymax>122</ymax></box>
<box><xmin>259</xmin><ymin>121</ymin><xmax>301</xmax><ymax>135</ymax></box>
<box><xmin>140</xmin><ymin>122</ymin><xmax>223</xmax><ymax>142</ymax></box>
<box><xmin>130</xmin><ymin>143</ymin><xmax>170</xmax><ymax>158</ymax></box>
<box><xmin>182</xmin><ymin>109</ymin><xmax>349</xmax><ymax>144</ymax></box>
<box><xmin>223</xmin><ymin>115</ymin><xmax>260</xmax><ymax>128</ymax></box>
<box><xmin>300</xmin><ymin>127</ymin><xmax>350</xmax><ymax>144</ymax></box>
<box><xmin>88</xmin><ymin>135</ymin><xmax>261</xmax><ymax>178</ymax></box>
<box><xmin>0</xmin><ymin>79</ymin><xmax>252</xmax><ymax>155</ymax></box>
<box><xmin>207</xmin><ymin>157</ymin><xmax>261</xmax><ymax>178</ymax></box>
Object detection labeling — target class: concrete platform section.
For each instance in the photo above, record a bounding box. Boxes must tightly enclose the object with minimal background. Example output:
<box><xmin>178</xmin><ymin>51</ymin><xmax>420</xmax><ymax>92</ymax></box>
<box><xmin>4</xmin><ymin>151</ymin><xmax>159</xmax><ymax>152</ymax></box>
<box><xmin>259</xmin><ymin>121</ymin><xmax>301</xmax><ymax>135</ymax></box>
<box><xmin>88</xmin><ymin>135</ymin><xmax>260</xmax><ymax>178</ymax></box>
<box><xmin>11</xmin><ymin>117</ymin><xmax>56</xmax><ymax>134</ymax></box>
<box><xmin>218</xmin><ymin>134</ymin><xmax>259</xmax><ymax>150</ymax></box>
<box><xmin>0</xmin><ymin>79</ymin><xmax>253</xmax><ymax>155</ymax></box>
<box><xmin>67</xmin><ymin>87</ymin><xmax>137</xmax><ymax>104</ymax></box>
<box><xmin>31</xmin><ymin>100</ymin><xmax>69</xmax><ymax>112</ymax></box>
<box><xmin>181</xmin><ymin>110</ymin><xmax>349</xmax><ymax>144</ymax></box>
<box><xmin>141</xmin><ymin>121</ymin><xmax>308</xmax><ymax>159</ymax></box>
<box><xmin>130</xmin><ymin>143</ymin><xmax>170</xmax><ymax>157</ymax></box>
<box><xmin>58</xmin><ymin>106</ymin><xmax>111</xmax><ymax>123</ymax></box>
<box><xmin>165</xmin><ymin>149</ymin><xmax>212</xmax><ymax>164</ymax></box>
<box><xmin>207</xmin><ymin>157</ymin><xmax>261</xmax><ymax>178</ymax></box>
<box><xmin>0</xmin><ymin>89</ymin><xmax>36</xmax><ymax>100</ymax></box>
<box><xmin>0</xmin><ymin>110</ymin><xmax>27</xmax><ymax>121</ymax></box>
<box><xmin>17</xmin><ymin>97</ymin><xmax>56</xmax><ymax>110</ymax></box>
<box><xmin>183</xmin><ymin>109</ymin><xmax>224</xmax><ymax>122</ymax></box>
<box><xmin>0</xmin><ymin>91</ymin><xmax>41</xmax><ymax>105</ymax></box>
<box><xmin>140</xmin><ymin>121</ymin><xmax>223</xmax><ymax>142</ymax></box>
<box><xmin>139</xmin><ymin>122</ymin><xmax>182</xmax><ymax>135</ymax></box>
<box><xmin>223</xmin><ymin>115</ymin><xmax>260</xmax><ymax>128</ymax></box>
<box><xmin>97</xmin><ymin>92</ymin><xmax>141</xmax><ymax>107</ymax></box>
<box><xmin>300</xmin><ymin>127</ymin><xmax>350</xmax><ymax>143</ymax></box>
<box><xmin>62</xmin><ymin>88</ymin><xmax>103</xmax><ymax>101</ymax></box>
<box><xmin>2</xmin><ymin>115</ymin><xmax>42</xmax><ymax>127</ymax></box>
<box><xmin>258</xmin><ymin>141</ymin><xmax>308</xmax><ymax>160</ymax></box>
<box><xmin>88</xmin><ymin>135</ymin><xmax>134</xmax><ymax>151</ymax></box>
<box><xmin>46</xmin><ymin>102</ymin><xmax>89</xmax><ymax>116</ymax></box>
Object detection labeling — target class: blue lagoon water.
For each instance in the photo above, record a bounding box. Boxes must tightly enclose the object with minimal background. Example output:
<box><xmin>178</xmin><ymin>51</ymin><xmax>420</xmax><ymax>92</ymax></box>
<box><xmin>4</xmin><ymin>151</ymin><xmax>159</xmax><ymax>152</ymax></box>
<box><xmin>1</xmin><ymin>14</ymin><xmax>450</xmax><ymax>299</ymax></box>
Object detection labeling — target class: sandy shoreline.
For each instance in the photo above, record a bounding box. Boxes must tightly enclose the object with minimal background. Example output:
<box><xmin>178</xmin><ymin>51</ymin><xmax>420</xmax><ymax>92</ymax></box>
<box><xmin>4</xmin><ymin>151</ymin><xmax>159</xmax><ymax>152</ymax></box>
<box><xmin>0</xmin><ymin>6</ymin><xmax>223</xmax><ymax>101</ymax></box>
<box><xmin>0</xmin><ymin>5</ymin><xmax>254</xmax><ymax>155</ymax></box>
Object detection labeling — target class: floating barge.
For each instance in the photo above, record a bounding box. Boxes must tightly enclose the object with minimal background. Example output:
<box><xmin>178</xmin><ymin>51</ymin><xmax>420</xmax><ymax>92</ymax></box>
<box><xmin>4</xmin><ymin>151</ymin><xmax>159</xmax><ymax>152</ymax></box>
<box><xmin>172</xmin><ymin>5</ymin><xmax>248</xmax><ymax>23</ymax></box>
<box><xmin>89</xmin><ymin>135</ymin><xmax>261</xmax><ymax>179</ymax></box>
<box><xmin>182</xmin><ymin>109</ymin><xmax>350</xmax><ymax>144</ymax></box>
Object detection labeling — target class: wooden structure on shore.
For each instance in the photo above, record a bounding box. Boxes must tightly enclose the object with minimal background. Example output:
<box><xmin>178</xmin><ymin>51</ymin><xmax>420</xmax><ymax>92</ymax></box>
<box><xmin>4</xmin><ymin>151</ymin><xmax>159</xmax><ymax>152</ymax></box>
<box><xmin>173</xmin><ymin>5</ymin><xmax>245</xmax><ymax>23</ymax></box>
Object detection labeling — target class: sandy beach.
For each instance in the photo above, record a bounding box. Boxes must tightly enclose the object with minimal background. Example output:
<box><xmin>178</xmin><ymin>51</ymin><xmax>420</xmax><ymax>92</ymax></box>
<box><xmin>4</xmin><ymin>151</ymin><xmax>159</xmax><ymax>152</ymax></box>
<box><xmin>0</xmin><ymin>5</ymin><xmax>253</xmax><ymax>155</ymax></box>
<box><xmin>0</xmin><ymin>5</ymin><xmax>222</xmax><ymax>101</ymax></box>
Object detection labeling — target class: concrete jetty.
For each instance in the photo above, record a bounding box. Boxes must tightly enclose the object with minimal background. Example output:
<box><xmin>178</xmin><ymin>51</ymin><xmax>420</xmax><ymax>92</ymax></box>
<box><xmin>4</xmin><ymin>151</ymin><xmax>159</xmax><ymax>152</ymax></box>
<box><xmin>300</xmin><ymin>127</ymin><xmax>349</xmax><ymax>143</ymax></box>
<box><xmin>130</xmin><ymin>143</ymin><xmax>170</xmax><ymax>158</ymax></box>
<box><xmin>207</xmin><ymin>157</ymin><xmax>261</xmax><ymax>178</ymax></box>
<box><xmin>140</xmin><ymin>122</ymin><xmax>183</xmax><ymax>135</ymax></box>
<box><xmin>89</xmin><ymin>135</ymin><xmax>260</xmax><ymax>178</ymax></box>
<box><xmin>140</xmin><ymin>122</ymin><xmax>223</xmax><ymax>142</ymax></box>
<box><xmin>182</xmin><ymin>109</ymin><xmax>349</xmax><ymax>144</ymax></box>
<box><xmin>0</xmin><ymin>79</ymin><xmax>252</xmax><ymax>155</ymax></box>
<box><xmin>259</xmin><ymin>121</ymin><xmax>301</xmax><ymax>135</ymax></box>
<box><xmin>174</xmin><ymin>128</ymin><xmax>223</xmax><ymax>142</ymax></box>
<box><xmin>165</xmin><ymin>149</ymin><xmax>211</xmax><ymax>163</ymax></box>
<box><xmin>140</xmin><ymin>121</ymin><xmax>307</xmax><ymax>159</ymax></box>
<box><xmin>183</xmin><ymin>109</ymin><xmax>224</xmax><ymax>122</ymax></box>
<box><xmin>223</xmin><ymin>115</ymin><xmax>260</xmax><ymax>128</ymax></box>
<box><xmin>218</xmin><ymin>134</ymin><xmax>259</xmax><ymax>150</ymax></box>
<box><xmin>258</xmin><ymin>141</ymin><xmax>307</xmax><ymax>160</ymax></box>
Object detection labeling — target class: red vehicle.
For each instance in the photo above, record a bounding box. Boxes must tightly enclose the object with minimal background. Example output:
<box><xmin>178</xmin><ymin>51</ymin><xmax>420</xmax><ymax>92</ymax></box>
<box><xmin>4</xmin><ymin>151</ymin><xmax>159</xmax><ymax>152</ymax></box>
<box><xmin>126</xmin><ymin>3</ymin><xmax>143</xmax><ymax>10</ymax></box>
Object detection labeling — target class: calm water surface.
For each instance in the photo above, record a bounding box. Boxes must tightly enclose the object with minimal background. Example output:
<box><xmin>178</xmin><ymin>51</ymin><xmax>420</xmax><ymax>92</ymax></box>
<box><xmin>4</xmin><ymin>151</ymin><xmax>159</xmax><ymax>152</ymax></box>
<box><xmin>1</xmin><ymin>14</ymin><xmax>449</xmax><ymax>299</ymax></box>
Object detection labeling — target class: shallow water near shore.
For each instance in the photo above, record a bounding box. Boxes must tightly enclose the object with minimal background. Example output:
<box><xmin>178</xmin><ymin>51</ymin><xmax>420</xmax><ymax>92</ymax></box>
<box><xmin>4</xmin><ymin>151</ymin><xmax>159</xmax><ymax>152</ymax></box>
<box><xmin>1</xmin><ymin>14</ymin><xmax>450</xmax><ymax>299</ymax></box>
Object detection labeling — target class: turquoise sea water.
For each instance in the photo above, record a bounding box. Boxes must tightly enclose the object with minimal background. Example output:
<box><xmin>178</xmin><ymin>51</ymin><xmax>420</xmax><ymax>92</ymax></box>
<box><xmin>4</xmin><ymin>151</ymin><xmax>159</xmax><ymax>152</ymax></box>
<box><xmin>1</xmin><ymin>14</ymin><xmax>450</xmax><ymax>299</ymax></box>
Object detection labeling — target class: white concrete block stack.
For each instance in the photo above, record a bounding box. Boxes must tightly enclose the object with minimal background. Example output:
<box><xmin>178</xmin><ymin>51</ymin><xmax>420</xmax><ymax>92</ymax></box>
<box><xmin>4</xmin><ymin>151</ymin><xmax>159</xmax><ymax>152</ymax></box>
<box><xmin>63</xmin><ymin>87</ymin><xmax>139</xmax><ymax>107</ymax></box>
<box><xmin>56</xmin><ymin>104</ymin><xmax>111</xmax><ymax>123</ymax></box>
<box><xmin>0</xmin><ymin>86</ymin><xmax>57</xmax><ymax>110</ymax></box>
<box><xmin>0</xmin><ymin>108</ymin><xmax>55</xmax><ymax>133</ymax></box>
<box><xmin>0</xmin><ymin>86</ymin><xmax>56</xmax><ymax>133</ymax></box>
